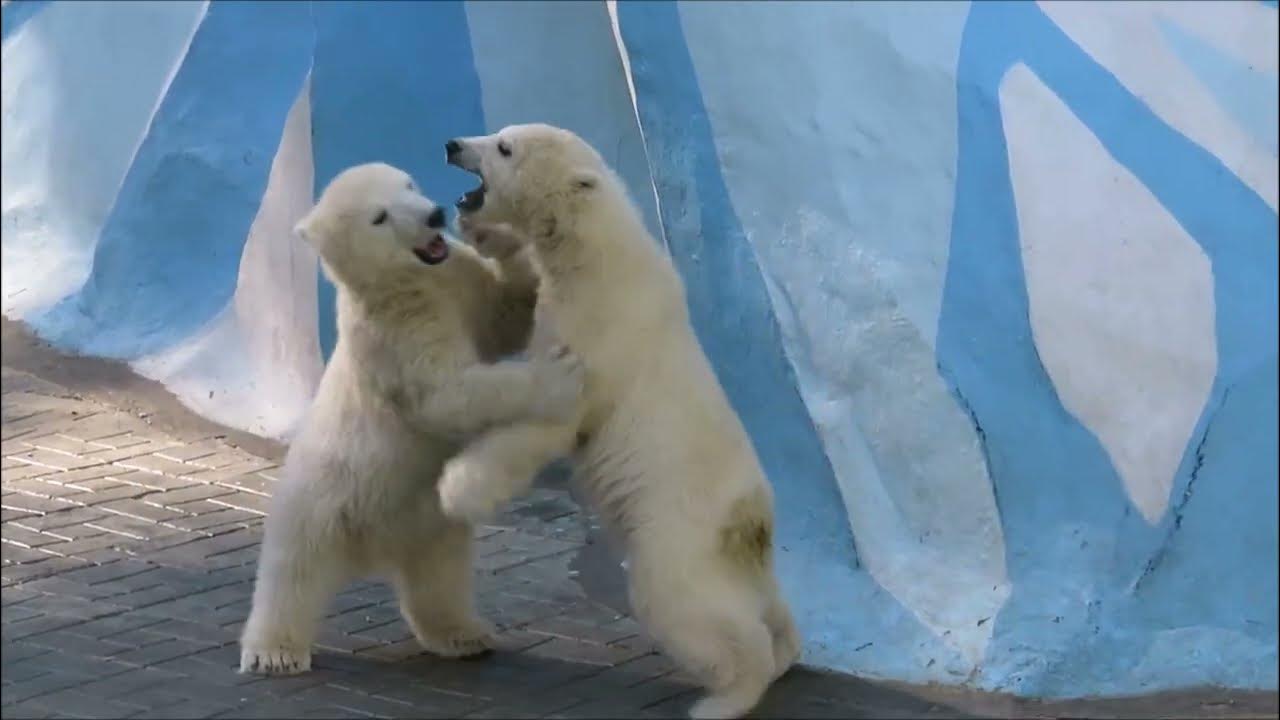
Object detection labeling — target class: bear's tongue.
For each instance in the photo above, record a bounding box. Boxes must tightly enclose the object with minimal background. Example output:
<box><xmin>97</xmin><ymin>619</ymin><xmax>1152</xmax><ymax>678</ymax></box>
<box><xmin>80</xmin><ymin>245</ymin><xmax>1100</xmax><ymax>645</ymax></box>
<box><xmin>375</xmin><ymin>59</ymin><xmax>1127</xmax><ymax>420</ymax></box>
<box><xmin>457</xmin><ymin>183</ymin><xmax>485</xmax><ymax>213</ymax></box>
<box><xmin>413</xmin><ymin>236</ymin><xmax>449</xmax><ymax>265</ymax></box>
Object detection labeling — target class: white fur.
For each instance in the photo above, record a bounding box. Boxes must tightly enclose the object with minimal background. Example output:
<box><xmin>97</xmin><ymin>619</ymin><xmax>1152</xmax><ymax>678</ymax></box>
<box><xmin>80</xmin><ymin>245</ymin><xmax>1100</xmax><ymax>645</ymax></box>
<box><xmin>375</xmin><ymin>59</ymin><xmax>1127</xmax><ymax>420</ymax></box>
<box><xmin>239</xmin><ymin>163</ymin><xmax>582</xmax><ymax>675</ymax></box>
<box><xmin>442</xmin><ymin>126</ymin><xmax>801</xmax><ymax>718</ymax></box>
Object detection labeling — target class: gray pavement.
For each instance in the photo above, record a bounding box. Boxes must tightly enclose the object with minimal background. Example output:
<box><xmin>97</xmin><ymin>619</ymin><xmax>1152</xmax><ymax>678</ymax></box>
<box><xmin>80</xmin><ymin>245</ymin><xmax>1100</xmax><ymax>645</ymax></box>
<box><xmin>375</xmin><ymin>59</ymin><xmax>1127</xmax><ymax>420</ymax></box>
<box><xmin>2</xmin><ymin>320</ymin><xmax>1276</xmax><ymax>719</ymax></box>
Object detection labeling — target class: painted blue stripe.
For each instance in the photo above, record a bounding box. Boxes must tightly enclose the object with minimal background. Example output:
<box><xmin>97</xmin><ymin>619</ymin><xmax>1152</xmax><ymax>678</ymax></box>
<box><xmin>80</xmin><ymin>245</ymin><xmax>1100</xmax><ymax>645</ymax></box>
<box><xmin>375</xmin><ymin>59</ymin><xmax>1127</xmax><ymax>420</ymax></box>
<box><xmin>615</xmin><ymin>0</ymin><xmax>852</xmax><ymax>566</ymax></box>
<box><xmin>310</xmin><ymin>0</ymin><xmax>486</xmax><ymax>359</ymax></box>
<box><xmin>615</xmin><ymin>3</ymin><xmax>969</xmax><ymax>682</ymax></box>
<box><xmin>940</xmin><ymin>1</ymin><xmax>1278</xmax><ymax>694</ymax></box>
<box><xmin>32</xmin><ymin>1</ymin><xmax>313</xmax><ymax>359</ymax></box>
<box><xmin>615</xmin><ymin>1</ymin><xmax>965</xmax><ymax>681</ymax></box>
<box><xmin>0</xmin><ymin>0</ymin><xmax>48</xmax><ymax>41</ymax></box>
<box><xmin>1158</xmin><ymin>17</ymin><xmax>1278</xmax><ymax>156</ymax></box>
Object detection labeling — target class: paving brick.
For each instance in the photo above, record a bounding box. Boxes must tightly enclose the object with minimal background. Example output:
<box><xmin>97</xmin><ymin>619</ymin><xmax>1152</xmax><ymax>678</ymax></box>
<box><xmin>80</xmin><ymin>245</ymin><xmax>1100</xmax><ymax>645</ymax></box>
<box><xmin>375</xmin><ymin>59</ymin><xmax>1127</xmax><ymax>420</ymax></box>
<box><xmin>37</xmin><ymin>533</ymin><xmax>131</xmax><ymax>559</ymax></box>
<box><xmin>144</xmin><ymin>484</ymin><xmax>238</xmax><ymax>507</ymax></box>
<box><xmin>26</xmin><ymin>434</ymin><xmax>104</xmax><ymax>457</ymax></box>
<box><xmin>155</xmin><ymin>439</ymin><xmax>227</xmax><ymax>463</ymax></box>
<box><xmin>0</xmin><ymin>701</ymin><xmax>55</xmax><ymax>719</ymax></box>
<box><xmin>329</xmin><ymin>604</ymin><xmax>403</xmax><ymax>635</ymax></box>
<box><xmin>3</xmin><ymin>453</ymin><xmax>30</xmax><ymax>468</ymax></box>
<box><xmin>110</xmin><ymin>468</ymin><xmax>201</xmax><ymax>493</ymax></box>
<box><xmin>142</xmin><ymin>618</ymin><xmax>237</xmax><ymax>646</ymax></box>
<box><xmin>2</xmin><ymin>602</ymin><xmax>45</xmax><ymax>623</ymax></box>
<box><xmin>523</xmin><ymin>615</ymin><xmax>640</xmax><ymax>647</ymax></box>
<box><xmin>208</xmin><ymin>472</ymin><xmax>276</xmax><ymax>497</ymax></box>
<box><xmin>522</xmin><ymin>635</ymin><xmax>654</xmax><ymax>669</ymax></box>
<box><xmin>6</xmin><ymin>448</ymin><xmax>108</xmax><ymax>472</ymax></box>
<box><xmin>3</xmin><ymin>557</ymin><xmax>95</xmax><ymax>585</ymax></box>
<box><xmin>130</xmin><ymin>699</ymin><xmax>239</xmax><ymax>719</ymax></box>
<box><xmin>113</xmin><ymin>453</ymin><xmax>203</xmax><ymax>478</ymax></box>
<box><xmin>83</xmin><ymin>514</ymin><xmax>185</xmax><ymax>543</ymax></box>
<box><xmin>63</xmin><ymin>481</ymin><xmax>153</xmax><ymax>505</ymax></box>
<box><xmin>165</xmin><ymin>507</ymin><xmax>260</xmax><ymax>532</ymax></box>
<box><xmin>23</xmin><ymin>688</ymin><xmax>146</xmax><ymax>719</ymax></box>
<box><xmin>97</xmin><ymin>498</ymin><xmax>187</xmax><ymax>524</ymax></box>
<box><xmin>1</xmin><ymin>585</ymin><xmax>46</xmax><ymax>605</ymax></box>
<box><xmin>463</xmin><ymin>693</ymin><xmax>587</xmax><ymax>719</ymax></box>
<box><xmin>2</xmin><ymin>657</ymin><xmax>55</xmax><ymax>684</ymax></box>
<box><xmin>110</xmin><ymin>637</ymin><xmax>218</xmax><ymax>667</ymax></box>
<box><xmin>140</xmin><ymin>531</ymin><xmax>258</xmax><ymax>567</ymax></box>
<box><xmin>315</xmin><ymin>629</ymin><xmax>382</xmax><ymax>655</ymax></box>
<box><xmin>58</xmin><ymin>612</ymin><xmax>167</xmax><ymax>640</ymax></box>
<box><xmin>2</xmin><ymin>524</ymin><xmax>63</xmax><ymax>549</ymax></box>
<box><xmin>56</xmin><ymin>415</ymin><xmax>139</xmax><ymax>443</ymax></box>
<box><xmin>81</xmin><ymin>440</ymin><xmax>184</xmax><ymax>464</ymax></box>
<box><xmin>51</xmin><ymin>558</ymin><xmax>151</xmax><ymax>585</ymax></box>
<box><xmin>1</xmin><ymin>507</ymin><xmax>39</xmax><ymax>523</ymax></box>
<box><xmin>208</xmin><ymin>491</ymin><xmax>270</xmax><ymax>515</ymax></box>
<box><xmin>3</xmin><ymin>613</ymin><xmax>91</xmax><ymax>641</ymax></box>
<box><xmin>20</xmin><ymin>414</ymin><xmax>117</xmax><ymax>442</ymax></box>
<box><xmin>0</xmin><ymin>462</ymin><xmax>63</xmax><ymax>482</ymax></box>
<box><xmin>350</xmin><ymin>621</ymin><xmax>414</xmax><ymax>646</ymax></box>
<box><xmin>71</xmin><ymin>665</ymin><xmax>187</xmax><ymax>699</ymax></box>
<box><xmin>26</xmin><ymin>630</ymin><xmax>137</xmax><ymax>659</ymax></box>
<box><xmin>184</xmin><ymin>451</ymin><xmax>262</xmax><ymax>472</ymax></box>
<box><xmin>2</xmin><ymin>542</ymin><xmax>54</xmax><ymax>565</ymax></box>
<box><xmin>13</xmin><ymin>593</ymin><xmax>128</xmax><ymax>621</ymax></box>
<box><xmin>14</xmin><ymin>507</ymin><xmax>113</xmax><ymax>534</ymax></box>
<box><xmin>83</xmin><ymin>431</ymin><xmax>166</xmax><ymax>451</ymax></box>
<box><xmin>1</xmin><ymin>492</ymin><xmax>81</xmax><ymax>515</ymax></box>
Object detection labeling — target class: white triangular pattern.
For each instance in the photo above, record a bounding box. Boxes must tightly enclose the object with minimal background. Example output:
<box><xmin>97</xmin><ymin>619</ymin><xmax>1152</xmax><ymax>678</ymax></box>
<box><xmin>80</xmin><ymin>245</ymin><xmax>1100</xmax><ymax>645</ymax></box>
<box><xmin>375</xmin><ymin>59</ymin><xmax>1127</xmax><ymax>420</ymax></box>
<box><xmin>1039</xmin><ymin>1</ymin><xmax>1278</xmax><ymax>210</ymax></box>
<box><xmin>1001</xmin><ymin>62</ymin><xmax>1218</xmax><ymax>524</ymax></box>
<box><xmin>134</xmin><ymin>74</ymin><xmax>321</xmax><ymax>441</ymax></box>
<box><xmin>1</xmin><ymin>0</ymin><xmax>208</xmax><ymax>318</ymax></box>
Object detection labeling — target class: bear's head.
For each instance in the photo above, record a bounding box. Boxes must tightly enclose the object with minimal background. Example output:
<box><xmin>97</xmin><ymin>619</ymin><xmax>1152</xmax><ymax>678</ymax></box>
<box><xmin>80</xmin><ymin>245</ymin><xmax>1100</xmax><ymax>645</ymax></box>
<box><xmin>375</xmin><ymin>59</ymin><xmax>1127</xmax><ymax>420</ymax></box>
<box><xmin>295</xmin><ymin>163</ymin><xmax>451</xmax><ymax>288</ymax></box>
<box><xmin>445</xmin><ymin>124</ymin><xmax>608</xmax><ymax>240</ymax></box>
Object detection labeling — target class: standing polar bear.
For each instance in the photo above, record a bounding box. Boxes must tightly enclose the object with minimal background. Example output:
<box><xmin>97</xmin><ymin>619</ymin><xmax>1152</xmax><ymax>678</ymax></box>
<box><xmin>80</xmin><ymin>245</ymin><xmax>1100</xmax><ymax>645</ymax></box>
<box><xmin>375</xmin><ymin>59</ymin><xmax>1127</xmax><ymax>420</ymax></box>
<box><xmin>441</xmin><ymin>125</ymin><xmax>801</xmax><ymax>719</ymax></box>
<box><xmin>239</xmin><ymin>163</ymin><xmax>583</xmax><ymax>675</ymax></box>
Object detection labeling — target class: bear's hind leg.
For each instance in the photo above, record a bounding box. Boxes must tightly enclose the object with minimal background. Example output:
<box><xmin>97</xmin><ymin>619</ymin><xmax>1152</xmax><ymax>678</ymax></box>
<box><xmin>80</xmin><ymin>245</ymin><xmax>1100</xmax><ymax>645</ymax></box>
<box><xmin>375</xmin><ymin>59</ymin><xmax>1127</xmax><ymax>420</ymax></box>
<box><xmin>762</xmin><ymin>576</ymin><xmax>801</xmax><ymax>681</ymax></box>
<box><xmin>392</xmin><ymin>519</ymin><xmax>494</xmax><ymax>659</ymax></box>
<box><xmin>631</xmin><ymin>569</ymin><xmax>776</xmax><ymax>719</ymax></box>
<box><xmin>239</xmin><ymin>524</ymin><xmax>350</xmax><ymax>675</ymax></box>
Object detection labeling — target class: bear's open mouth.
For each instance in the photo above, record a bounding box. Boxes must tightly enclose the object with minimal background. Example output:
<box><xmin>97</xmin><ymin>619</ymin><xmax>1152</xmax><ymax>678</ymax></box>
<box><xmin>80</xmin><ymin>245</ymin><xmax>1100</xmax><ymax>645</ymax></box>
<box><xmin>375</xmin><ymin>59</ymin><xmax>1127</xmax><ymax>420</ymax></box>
<box><xmin>456</xmin><ymin>181</ymin><xmax>485</xmax><ymax>213</ymax></box>
<box><xmin>413</xmin><ymin>235</ymin><xmax>449</xmax><ymax>265</ymax></box>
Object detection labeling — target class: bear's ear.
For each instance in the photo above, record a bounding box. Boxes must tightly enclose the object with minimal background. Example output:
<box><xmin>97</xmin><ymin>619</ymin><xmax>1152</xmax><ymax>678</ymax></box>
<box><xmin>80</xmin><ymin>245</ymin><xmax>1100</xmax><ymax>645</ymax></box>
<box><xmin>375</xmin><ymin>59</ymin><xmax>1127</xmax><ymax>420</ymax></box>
<box><xmin>569</xmin><ymin>169</ymin><xmax>600</xmax><ymax>192</ymax></box>
<box><xmin>293</xmin><ymin>215</ymin><xmax>317</xmax><ymax>244</ymax></box>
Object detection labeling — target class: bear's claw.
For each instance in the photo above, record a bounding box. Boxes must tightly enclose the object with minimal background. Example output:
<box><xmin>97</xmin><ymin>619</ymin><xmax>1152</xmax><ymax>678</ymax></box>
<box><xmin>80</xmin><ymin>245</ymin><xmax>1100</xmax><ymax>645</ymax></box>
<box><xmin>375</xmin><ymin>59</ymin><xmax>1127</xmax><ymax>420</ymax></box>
<box><xmin>239</xmin><ymin>645</ymin><xmax>311</xmax><ymax>675</ymax></box>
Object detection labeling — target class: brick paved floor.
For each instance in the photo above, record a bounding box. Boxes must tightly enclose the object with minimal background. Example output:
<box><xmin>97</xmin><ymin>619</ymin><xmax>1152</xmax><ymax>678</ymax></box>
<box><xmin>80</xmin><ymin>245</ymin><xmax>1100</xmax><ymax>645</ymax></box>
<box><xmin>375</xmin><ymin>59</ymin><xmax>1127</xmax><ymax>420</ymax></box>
<box><xmin>2</xmin><ymin>358</ymin><xmax>1276</xmax><ymax>719</ymax></box>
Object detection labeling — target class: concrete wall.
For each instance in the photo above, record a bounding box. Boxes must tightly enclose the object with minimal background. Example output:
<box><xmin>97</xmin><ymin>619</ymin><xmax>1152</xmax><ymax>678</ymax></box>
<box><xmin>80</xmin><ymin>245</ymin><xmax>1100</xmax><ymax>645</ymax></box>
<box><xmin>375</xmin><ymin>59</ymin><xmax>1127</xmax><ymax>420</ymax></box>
<box><xmin>3</xmin><ymin>0</ymin><xmax>1275</xmax><ymax>698</ymax></box>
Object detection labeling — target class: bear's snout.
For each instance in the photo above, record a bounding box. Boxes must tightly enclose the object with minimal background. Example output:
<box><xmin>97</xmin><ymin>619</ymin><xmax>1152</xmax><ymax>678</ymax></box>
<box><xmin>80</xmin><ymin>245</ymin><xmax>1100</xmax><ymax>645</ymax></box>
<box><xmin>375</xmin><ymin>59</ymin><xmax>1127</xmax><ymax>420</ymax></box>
<box><xmin>445</xmin><ymin>139</ymin><xmax>462</xmax><ymax>161</ymax></box>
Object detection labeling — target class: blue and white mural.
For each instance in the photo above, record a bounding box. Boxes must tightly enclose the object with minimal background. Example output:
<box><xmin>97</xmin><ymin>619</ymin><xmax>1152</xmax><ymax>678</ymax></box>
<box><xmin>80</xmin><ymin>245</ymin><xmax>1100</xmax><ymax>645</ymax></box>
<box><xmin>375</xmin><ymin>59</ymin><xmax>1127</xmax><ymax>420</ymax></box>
<box><xmin>3</xmin><ymin>0</ymin><xmax>1275</xmax><ymax>698</ymax></box>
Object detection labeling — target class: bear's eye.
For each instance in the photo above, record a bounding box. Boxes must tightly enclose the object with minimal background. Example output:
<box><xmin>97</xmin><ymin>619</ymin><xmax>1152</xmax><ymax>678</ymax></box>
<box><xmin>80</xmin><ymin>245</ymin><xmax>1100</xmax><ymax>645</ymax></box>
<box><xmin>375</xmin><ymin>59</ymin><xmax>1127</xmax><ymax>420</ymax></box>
<box><xmin>372</xmin><ymin>209</ymin><xmax>388</xmax><ymax>225</ymax></box>
<box><xmin>498</xmin><ymin>140</ymin><xmax>512</xmax><ymax>158</ymax></box>
<box><xmin>405</xmin><ymin>180</ymin><xmax>416</xmax><ymax>191</ymax></box>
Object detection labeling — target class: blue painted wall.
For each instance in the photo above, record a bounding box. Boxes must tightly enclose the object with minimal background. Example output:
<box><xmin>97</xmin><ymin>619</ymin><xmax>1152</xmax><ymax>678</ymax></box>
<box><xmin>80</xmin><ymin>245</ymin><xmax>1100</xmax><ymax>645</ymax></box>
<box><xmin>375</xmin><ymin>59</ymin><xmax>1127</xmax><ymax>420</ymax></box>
<box><xmin>29</xmin><ymin>1</ymin><xmax>313</xmax><ymax>358</ymax></box>
<box><xmin>3</xmin><ymin>0</ymin><xmax>1275</xmax><ymax>698</ymax></box>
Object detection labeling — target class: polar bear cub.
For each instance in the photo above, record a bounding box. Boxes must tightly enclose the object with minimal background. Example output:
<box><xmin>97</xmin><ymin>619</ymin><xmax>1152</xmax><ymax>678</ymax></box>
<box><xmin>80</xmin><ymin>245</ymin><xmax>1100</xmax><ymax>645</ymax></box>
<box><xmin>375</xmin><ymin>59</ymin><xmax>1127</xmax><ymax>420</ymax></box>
<box><xmin>440</xmin><ymin>126</ymin><xmax>801</xmax><ymax>719</ymax></box>
<box><xmin>238</xmin><ymin>162</ymin><xmax>582</xmax><ymax>675</ymax></box>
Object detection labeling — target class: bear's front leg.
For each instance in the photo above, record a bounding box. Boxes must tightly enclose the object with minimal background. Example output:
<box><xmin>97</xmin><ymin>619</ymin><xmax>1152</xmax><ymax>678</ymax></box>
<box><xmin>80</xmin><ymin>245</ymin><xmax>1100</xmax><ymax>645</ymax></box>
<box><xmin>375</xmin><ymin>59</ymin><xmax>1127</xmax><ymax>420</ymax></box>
<box><xmin>403</xmin><ymin>347</ymin><xmax>584</xmax><ymax>438</ymax></box>
<box><xmin>439</xmin><ymin>421</ymin><xmax>579</xmax><ymax>524</ymax></box>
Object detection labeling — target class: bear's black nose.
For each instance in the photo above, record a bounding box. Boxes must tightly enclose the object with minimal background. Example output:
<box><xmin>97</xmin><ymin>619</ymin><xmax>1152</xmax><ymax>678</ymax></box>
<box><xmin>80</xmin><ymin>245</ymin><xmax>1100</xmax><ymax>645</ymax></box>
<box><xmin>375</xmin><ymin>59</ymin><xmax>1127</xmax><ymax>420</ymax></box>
<box><xmin>426</xmin><ymin>206</ymin><xmax>446</xmax><ymax>229</ymax></box>
<box><xmin>445</xmin><ymin>139</ymin><xmax>461</xmax><ymax>158</ymax></box>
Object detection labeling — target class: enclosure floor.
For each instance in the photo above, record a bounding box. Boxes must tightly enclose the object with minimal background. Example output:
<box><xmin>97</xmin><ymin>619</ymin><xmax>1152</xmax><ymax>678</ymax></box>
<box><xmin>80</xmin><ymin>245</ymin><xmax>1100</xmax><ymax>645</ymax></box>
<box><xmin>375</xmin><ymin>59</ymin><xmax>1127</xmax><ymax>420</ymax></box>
<box><xmin>3</xmin><ymin>318</ymin><xmax>1275</xmax><ymax>720</ymax></box>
